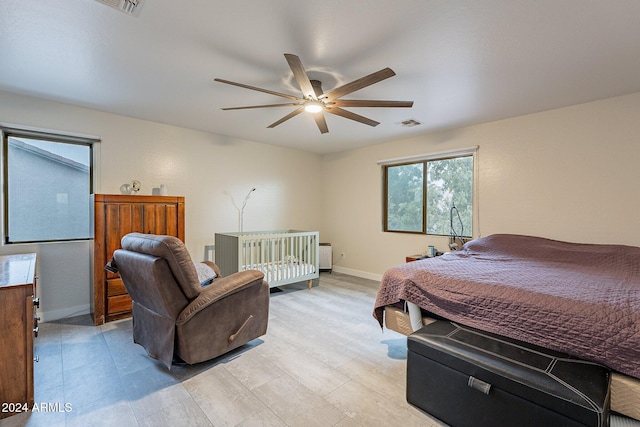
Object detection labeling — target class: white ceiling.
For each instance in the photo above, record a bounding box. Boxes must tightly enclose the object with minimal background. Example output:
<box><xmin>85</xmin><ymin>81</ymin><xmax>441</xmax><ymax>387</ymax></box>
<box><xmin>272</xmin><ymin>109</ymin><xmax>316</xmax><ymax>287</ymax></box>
<box><xmin>1</xmin><ymin>1</ymin><xmax>640</xmax><ymax>155</ymax></box>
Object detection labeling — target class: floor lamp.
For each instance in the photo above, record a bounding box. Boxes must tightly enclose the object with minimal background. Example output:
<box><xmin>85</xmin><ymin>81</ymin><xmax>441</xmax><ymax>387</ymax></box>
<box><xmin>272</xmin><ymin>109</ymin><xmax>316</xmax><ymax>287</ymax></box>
<box><xmin>240</xmin><ymin>187</ymin><xmax>256</xmax><ymax>232</ymax></box>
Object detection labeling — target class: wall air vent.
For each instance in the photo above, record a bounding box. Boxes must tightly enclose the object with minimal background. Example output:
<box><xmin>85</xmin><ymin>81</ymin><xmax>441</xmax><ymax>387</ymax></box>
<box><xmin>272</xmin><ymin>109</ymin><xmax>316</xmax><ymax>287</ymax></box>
<box><xmin>399</xmin><ymin>119</ymin><xmax>422</xmax><ymax>127</ymax></box>
<box><xmin>95</xmin><ymin>0</ymin><xmax>144</xmax><ymax>16</ymax></box>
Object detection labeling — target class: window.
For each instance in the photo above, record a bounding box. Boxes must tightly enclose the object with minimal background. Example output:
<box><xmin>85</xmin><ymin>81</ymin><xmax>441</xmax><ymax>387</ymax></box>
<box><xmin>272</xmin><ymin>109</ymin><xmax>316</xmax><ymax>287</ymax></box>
<box><xmin>2</xmin><ymin>128</ymin><xmax>96</xmax><ymax>244</ymax></box>
<box><xmin>385</xmin><ymin>162</ymin><xmax>424</xmax><ymax>232</ymax></box>
<box><xmin>381</xmin><ymin>147</ymin><xmax>476</xmax><ymax>237</ymax></box>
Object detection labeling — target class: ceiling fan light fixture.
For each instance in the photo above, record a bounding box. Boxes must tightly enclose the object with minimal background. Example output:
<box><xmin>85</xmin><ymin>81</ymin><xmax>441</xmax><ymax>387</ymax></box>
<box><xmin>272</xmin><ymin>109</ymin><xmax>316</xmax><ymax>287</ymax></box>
<box><xmin>215</xmin><ymin>53</ymin><xmax>413</xmax><ymax>134</ymax></box>
<box><xmin>304</xmin><ymin>100</ymin><xmax>323</xmax><ymax>113</ymax></box>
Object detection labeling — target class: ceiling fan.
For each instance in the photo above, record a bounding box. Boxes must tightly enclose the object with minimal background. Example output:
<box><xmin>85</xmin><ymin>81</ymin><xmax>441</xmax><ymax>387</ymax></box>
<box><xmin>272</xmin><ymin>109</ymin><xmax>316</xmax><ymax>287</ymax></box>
<box><xmin>214</xmin><ymin>54</ymin><xmax>413</xmax><ymax>134</ymax></box>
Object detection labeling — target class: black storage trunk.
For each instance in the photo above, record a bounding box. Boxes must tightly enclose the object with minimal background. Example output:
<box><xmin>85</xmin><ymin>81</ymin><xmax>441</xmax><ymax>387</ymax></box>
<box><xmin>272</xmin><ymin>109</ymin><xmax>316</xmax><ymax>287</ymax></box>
<box><xmin>407</xmin><ymin>321</ymin><xmax>610</xmax><ymax>427</ymax></box>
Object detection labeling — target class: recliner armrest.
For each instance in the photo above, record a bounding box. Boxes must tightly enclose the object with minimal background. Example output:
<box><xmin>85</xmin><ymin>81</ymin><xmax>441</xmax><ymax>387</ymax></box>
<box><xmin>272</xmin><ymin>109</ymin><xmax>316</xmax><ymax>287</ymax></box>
<box><xmin>176</xmin><ymin>270</ymin><xmax>265</xmax><ymax>324</ymax></box>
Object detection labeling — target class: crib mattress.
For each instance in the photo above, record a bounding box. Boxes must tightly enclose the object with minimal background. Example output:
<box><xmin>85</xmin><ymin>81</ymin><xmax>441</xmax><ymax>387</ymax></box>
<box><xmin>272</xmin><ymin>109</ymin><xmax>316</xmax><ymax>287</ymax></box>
<box><xmin>242</xmin><ymin>262</ymin><xmax>316</xmax><ymax>286</ymax></box>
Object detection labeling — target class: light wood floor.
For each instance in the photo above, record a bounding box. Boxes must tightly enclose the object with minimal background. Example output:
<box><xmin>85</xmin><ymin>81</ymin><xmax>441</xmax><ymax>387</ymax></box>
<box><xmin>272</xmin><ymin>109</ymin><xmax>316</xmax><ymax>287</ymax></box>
<box><xmin>3</xmin><ymin>272</ymin><xmax>639</xmax><ymax>427</ymax></box>
<box><xmin>0</xmin><ymin>272</ymin><xmax>443</xmax><ymax>427</ymax></box>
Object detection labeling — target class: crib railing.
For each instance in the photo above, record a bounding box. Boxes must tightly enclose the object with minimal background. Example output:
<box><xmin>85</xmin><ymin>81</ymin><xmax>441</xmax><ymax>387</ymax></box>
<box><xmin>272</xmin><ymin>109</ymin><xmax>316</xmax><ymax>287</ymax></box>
<box><xmin>215</xmin><ymin>230</ymin><xmax>319</xmax><ymax>288</ymax></box>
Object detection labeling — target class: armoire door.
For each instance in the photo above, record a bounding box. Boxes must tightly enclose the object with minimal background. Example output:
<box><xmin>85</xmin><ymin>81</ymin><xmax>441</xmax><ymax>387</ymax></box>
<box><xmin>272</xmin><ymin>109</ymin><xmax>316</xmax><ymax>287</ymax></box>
<box><xmin>92</xmin><ymin>195</ymin><xmax>185</xmax><ymax>325</ymax></box>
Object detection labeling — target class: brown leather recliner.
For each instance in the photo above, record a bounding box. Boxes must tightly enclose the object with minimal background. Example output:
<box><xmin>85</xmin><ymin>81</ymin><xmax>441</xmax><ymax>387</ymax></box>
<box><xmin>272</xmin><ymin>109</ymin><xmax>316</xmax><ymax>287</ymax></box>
<box><xmin>110</xmin><ymin>232</ymin><xmax>269</xmax><ymax>369</ymax></box>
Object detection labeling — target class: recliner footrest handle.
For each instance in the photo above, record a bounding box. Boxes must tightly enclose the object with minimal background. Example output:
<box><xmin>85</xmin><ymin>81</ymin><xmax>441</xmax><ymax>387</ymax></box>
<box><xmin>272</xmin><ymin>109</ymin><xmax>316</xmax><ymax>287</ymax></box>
<box><xmin>229</xmin><ymin>315</ymin><xmax>254</xmax><ymax>343</ymax></box>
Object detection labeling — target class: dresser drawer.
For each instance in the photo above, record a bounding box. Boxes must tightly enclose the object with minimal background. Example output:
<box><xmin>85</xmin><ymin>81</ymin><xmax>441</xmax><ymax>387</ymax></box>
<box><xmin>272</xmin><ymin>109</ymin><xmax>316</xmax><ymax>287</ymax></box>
<box><xmin>107</xmin><ymin>278</ymin><xmax>127</xmax><ymax>296</ymax></box>
<box><xmin>107</xmin><ymin>294</ymin><xmax>132</xmax><ymax>317</ymax></box>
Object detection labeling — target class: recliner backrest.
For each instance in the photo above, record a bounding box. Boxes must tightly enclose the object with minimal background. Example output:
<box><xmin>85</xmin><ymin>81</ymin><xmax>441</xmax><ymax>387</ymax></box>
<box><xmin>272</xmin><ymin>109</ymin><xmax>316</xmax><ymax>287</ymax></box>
<box><xmin>114</xmin><ymin>249</ymin><xmax>189</xmax><ymax>319</ymax></box>
<box><xmin>120</xmin><ymin>233</ymin><xmax>202</xmax><ymax>300</ymax></box>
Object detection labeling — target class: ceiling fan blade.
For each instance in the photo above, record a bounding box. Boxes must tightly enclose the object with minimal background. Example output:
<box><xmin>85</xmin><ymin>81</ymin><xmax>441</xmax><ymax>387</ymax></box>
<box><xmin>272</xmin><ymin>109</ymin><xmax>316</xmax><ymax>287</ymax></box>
<box><xmin>221</xmin><ymin>103</ymin><xmax>301</xmax><ymax>110</ymax></box>
<box><xmin>332</xmin><ymin>100</ymin><xmax>413</xmax><ymax>108</ymax></box>
<box><xmin>326</xmin><ymin>107</ymin><xmax>379</xmax><ymax>127</ymax></box>
<box><xmin>322</xmin><ymin>68</ymin><xmax>396</xmax><ymax>101</ymax></box>
<box><xmin>313</xmin><ymin>113</ymin><xmax>329</xmax><ymax>134</ymax></box>
<box><xmin>284</xmin><ymin>54</ymin><xmax>316</xmax><ymax>99</ymax></box>
<box><xmin>267</xmin><ymin>106</ymin><xmax>305</xmax><ymax>128</ymax></box>
<box><xmin>214</xmin><ymin>78</ymin><xmax>301</xmax><ymax>101</ymax></box>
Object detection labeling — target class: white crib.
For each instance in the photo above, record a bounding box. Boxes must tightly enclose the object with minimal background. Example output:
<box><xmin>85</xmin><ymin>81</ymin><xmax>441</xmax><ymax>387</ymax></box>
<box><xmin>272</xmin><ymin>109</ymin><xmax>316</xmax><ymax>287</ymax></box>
<box><xmin>214</xmin><ymin>230</ymin><xmax>319</xmax><ymax>289</ymax></box>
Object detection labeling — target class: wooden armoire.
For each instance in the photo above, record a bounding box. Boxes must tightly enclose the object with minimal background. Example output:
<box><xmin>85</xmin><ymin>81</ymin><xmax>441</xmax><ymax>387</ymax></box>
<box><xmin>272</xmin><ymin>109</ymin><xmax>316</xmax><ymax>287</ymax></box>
<box><xmin>92</xmin><ymin>194</ymin><xmax>185</xmax><ymax>325</ymax></box>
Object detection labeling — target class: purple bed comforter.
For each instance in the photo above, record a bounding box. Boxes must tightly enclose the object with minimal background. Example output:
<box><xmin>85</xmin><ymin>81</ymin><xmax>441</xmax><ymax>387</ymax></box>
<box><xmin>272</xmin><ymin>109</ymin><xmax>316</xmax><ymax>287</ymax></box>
<box><xmin>374</xmin><ymin>234</ymin><xmax>640</xmax><ymax>378</ymax></box>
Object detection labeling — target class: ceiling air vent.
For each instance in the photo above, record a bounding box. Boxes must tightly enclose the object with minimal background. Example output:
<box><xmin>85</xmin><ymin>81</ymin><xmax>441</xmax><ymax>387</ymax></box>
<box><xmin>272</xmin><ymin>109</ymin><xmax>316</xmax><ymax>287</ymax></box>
<box><xmin>95</xmin><ymin>0</ymin><xmax>144</xmax><ymax>16</ymax></box>
<box><xmin>399</xmin><ymin>119</ymin><xmax>422</xmax><ymax>127</ymax></box>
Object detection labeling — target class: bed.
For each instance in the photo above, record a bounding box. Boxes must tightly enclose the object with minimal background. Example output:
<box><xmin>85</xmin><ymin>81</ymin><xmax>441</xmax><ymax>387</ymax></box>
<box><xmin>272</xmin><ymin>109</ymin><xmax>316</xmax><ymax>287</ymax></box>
<box><xmin>215</xmin><ymin>230</ymin><xmax>319</xmax><ymax>289</ymax></box>
<box><xmin>374</xmin><ymin>234</ymin><xmax>640</xmax><ymax>421</ymax></box>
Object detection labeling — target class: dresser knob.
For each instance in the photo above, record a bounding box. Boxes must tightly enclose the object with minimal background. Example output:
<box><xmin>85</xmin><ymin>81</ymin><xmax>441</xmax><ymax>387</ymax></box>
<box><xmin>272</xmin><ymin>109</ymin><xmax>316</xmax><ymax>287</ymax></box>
<box><xmin>33</xmin><ymin>297</ymin><xmax>40</xmax><ymax>308</ymax></box>
<box><xmin>34</xmin><ymin>355</ymin><xmax>39</xmax><ymax>363</ymax></box>
<box><xmin>33</xmin><ymin>326</ymin><xmax>39</xmax><ymax>337</ymax></box>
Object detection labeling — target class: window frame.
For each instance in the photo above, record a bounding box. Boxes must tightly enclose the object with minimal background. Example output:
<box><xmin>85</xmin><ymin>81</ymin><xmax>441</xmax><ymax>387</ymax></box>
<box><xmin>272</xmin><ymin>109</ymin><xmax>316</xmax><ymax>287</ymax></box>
<box><xmin>380</xmin><ymin>146</ymin><xmax>478</xmax><ymax>237</ymax></box>
<box><xmin>382</xmin><ymin>160</ymin><xmax>427</xmax><ymax>233</ymax></box>
<box><xmin>2</xmin><ymin>125</ymin><xmax>99</xmax><ymax>244</ymax></box>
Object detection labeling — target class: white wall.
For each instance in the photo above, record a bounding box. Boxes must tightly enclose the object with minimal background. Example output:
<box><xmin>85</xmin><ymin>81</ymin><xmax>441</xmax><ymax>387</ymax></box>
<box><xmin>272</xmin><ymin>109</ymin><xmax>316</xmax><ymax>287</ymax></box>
<box><xmin>3</xmin><ymin>90</ymin><xmax>639</xmax><ymax>319</ymax></box>
<box><xmin>321</xmin><ymin>92</ymin><xmax>640</xmax><ymax>279</ymax></box>
<box><xmin>0</xmin><ymin>90</ymin><xmax>323</xmax><ymax>321</ymax></box>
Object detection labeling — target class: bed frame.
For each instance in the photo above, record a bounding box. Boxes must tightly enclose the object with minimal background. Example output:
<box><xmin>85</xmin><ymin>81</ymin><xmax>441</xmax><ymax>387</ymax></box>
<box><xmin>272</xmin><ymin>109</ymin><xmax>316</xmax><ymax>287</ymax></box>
<box><xmin>383</xmin><ymin>304</ymin><xmax>640</xmax><ymax>422</ymax></box>
<box><xmin>214</xmin><ymin>230</ymin><xmax>319</xmax><ymax>289</ymax></box>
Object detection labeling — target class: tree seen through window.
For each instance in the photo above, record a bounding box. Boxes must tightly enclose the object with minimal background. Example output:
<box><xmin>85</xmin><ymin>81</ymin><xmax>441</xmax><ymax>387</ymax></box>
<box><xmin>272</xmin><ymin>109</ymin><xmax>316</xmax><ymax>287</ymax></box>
<box><xmin>384</xmin><ymin>155</ymin><xmax>473</xmax><ymax>237</ymax></box>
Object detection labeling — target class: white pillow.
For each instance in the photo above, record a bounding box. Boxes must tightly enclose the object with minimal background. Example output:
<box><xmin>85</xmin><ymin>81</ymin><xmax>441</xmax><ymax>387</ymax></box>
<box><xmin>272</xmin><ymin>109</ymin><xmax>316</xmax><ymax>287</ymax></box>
<box><xmin>194</xmin><ymin>262</ymin><xmax>217</xmax><ymax>287</ymax></box>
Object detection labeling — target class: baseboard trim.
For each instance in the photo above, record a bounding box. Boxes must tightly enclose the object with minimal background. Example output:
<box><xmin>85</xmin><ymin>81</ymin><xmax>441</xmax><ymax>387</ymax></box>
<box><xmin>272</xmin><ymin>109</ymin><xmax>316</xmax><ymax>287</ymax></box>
<box><xmin>331</xmin><ymin>266</ymin><xmax>383</xmax><ymax>282</ymax></box>
<box><xmin>39</xmin><ymin>304</ymin><xmax>91</xmax><ymax>322</ymax></box>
